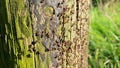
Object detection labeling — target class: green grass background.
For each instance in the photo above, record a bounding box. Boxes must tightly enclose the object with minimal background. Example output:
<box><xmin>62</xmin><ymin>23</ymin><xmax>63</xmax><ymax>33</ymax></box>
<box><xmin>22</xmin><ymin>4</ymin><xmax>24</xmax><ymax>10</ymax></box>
<box><xmin>89</xmin><ymin>2</ymin><xmax>120</xmax><ymax>68</ymax></box>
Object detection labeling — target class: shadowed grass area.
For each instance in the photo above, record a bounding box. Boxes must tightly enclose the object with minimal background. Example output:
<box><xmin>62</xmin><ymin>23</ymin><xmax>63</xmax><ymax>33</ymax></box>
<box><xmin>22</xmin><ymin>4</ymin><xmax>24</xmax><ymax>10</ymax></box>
<box><xmin>89</xmin><ymin>2</ymin><xmax>120</xmax><ymax>68</ymax></box>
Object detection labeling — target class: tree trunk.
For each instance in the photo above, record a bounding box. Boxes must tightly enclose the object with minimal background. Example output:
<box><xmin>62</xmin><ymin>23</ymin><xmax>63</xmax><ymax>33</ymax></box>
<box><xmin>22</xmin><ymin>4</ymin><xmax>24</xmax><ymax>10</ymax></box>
<box><xmin>0</xmin><ymin>0</ymin><xmax>90</xmax><ymax>68</ymax></box>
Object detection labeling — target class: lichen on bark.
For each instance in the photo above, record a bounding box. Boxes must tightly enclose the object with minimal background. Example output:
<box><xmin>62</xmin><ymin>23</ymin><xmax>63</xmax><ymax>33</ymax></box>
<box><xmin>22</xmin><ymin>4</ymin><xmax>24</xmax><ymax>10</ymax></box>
<box><xmin>29</xmin><ymin>0</ymin><xmax>90</xmax><ymax>68</ymax></box>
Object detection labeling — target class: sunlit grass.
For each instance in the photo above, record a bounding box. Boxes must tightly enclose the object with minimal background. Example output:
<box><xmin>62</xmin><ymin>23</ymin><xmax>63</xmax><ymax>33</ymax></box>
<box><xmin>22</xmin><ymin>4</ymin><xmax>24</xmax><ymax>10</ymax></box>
<box><xmin>89</xmin><ymin>2</ymin><xmax>120</xmax><ymax>68</ymax></box>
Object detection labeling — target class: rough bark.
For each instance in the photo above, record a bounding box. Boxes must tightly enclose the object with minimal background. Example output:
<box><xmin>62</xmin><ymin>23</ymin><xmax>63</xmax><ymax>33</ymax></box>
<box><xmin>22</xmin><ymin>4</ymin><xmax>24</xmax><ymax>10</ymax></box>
<box><xmin>0</xmin><ymin>0</ymin><xmax>90</xmax><ymax>68</ymax></box>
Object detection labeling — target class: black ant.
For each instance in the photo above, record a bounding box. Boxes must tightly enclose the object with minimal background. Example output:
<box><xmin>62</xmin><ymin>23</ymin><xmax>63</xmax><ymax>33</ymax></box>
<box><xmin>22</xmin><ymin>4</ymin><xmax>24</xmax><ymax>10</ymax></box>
<box><xmin>31</xmin><ymin>41</ymin><xmax>38</xmax><ymax>45</ymax></box>
<box><xmin>40</xmin><ymin>0</ymin><xmax>44</xmax><ymax>3</ymax></box>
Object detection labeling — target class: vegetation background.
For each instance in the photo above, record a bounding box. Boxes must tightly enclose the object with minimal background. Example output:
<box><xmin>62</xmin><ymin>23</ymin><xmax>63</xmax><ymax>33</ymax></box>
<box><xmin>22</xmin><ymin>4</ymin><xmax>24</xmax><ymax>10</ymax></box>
<box><xmin>89</xmin><ymin>0</ymin><xmax>120</xmax><ymax>68</ymax></box>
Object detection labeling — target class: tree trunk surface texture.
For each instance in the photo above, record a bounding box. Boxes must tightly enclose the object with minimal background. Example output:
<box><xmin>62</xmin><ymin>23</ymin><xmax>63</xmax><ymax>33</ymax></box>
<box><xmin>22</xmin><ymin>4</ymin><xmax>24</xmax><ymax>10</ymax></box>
<box><xmin>0</xmin><ymin>0</ymin><xmax>90</xmax><ymax>68</ymax></box>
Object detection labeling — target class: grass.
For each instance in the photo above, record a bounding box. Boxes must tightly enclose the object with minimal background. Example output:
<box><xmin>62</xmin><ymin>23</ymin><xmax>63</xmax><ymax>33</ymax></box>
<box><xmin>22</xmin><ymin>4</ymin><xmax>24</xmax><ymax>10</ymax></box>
<box><xmin>89</xmin><ymin>2</ymin><xmax>120</xmax><ymax>68</ymax></box>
